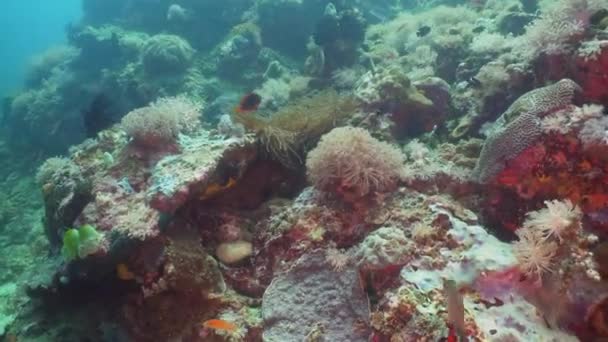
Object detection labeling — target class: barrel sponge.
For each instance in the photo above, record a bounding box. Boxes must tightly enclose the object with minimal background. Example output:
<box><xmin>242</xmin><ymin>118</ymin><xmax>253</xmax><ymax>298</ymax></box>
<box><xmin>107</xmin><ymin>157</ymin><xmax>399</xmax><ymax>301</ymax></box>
<box><xmin>472</xmin><ymin>79</ymin><xmax>580</xmax><ymax>183</ymax></box>
<box><xmin>142</xmin><ymin>34</ymin><xmax>195</xmax><ymax>74</ymax></box>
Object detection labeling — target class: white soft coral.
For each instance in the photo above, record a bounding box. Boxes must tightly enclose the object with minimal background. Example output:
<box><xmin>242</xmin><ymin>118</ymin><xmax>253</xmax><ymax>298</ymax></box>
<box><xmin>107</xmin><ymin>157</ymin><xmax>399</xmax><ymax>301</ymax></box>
<box><xmin>513</xmin><ymin>228</ymin><xmax>558</xmax><ymax>277</ymax></box>
<box><xmin>523</xmin><ymin>199</ymin><xmax>582</xmax><ymax>242</ymax></box>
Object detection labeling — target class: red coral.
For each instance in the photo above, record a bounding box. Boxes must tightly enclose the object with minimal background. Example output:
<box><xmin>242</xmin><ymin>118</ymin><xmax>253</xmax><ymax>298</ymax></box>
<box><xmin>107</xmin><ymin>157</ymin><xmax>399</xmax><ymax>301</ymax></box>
<box><xmin>575</xmin><ymin>42</ymin><xmax>608</xmax><ymax>104</ymax></box>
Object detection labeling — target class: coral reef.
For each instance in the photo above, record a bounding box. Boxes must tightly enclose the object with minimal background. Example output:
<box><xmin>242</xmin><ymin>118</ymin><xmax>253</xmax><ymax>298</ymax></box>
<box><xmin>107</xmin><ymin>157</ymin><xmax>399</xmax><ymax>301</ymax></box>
<box><xmin>141</xmin><ymin>34</ymin><xmax>195</xmax><ymax>75</ymax></box>
<box><xmin>5</xmin><ymin>0</ymin><xmax>608</xmax><ymax>341</ymax></box>
<box><xmin>472</xmin><ymin>79</ymin><xmax>581</xmax><ymax>183</ymax></box>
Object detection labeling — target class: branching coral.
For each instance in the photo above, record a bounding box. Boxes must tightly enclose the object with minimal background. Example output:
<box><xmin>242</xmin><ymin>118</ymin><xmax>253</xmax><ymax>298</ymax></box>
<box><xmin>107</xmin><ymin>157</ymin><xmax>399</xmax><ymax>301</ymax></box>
<box><xmin>513</xmin><ymin>0</ymin><xmax>591</xmax><ymax>61</ymax></box>
<box><xmin>306</xmin><ymin>126</ymin><xmax>404</xmax><ymax>198</ymax></box>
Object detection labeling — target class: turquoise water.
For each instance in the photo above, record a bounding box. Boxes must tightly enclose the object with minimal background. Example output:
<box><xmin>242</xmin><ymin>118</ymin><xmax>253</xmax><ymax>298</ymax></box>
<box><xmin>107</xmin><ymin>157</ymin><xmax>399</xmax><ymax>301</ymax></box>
<box><xmin>0</xmin><ymin>0</ymin><xmax>81</xmax><ymax>97</ymax></box>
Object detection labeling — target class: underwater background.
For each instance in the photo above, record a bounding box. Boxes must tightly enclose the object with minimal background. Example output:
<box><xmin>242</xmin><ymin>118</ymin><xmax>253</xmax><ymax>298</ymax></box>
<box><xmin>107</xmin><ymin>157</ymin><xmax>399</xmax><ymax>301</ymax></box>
<box><xmin>0</xmin><ymin>0</ymin><xmax>82</xmax><ymax>96</ymax></box>
<box><xmin>2</xmin><ymin>0</ymin><xmax>608</xmax><ymax>341</ymax></box>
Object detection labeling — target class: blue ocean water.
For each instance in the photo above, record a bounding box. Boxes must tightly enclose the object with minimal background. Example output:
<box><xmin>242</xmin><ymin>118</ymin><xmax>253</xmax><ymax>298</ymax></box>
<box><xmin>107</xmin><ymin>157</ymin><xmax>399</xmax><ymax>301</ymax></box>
<box><xmin>0</xmin><ymin>0</ymin><xmax>81</xmax><ymax>97</ymax></box>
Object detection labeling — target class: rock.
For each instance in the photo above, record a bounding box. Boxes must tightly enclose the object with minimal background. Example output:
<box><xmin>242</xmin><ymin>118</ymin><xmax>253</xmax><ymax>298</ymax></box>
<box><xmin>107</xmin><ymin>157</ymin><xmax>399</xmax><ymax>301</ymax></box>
<box><xmin>216</xmin><ymin>240</ymin><xmax>253</xmax><ymax>264</ymax></box>
<box><xmin>262</xmin><ymin>250</ymin><xmax>371</xmax><ymax>341</ymax></box>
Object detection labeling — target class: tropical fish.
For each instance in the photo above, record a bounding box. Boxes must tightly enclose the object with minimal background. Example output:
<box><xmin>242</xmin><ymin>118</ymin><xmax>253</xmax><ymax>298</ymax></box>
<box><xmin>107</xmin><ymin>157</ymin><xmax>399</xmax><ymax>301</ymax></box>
<box><xmin>116</xmin><ymin>263</ymin><xmax>135</xmax><ymax>280</ymax></box>
<box><xmin>467</xmin><ymin>76</ymin><xmax>482</xmax><ymax>88</ymax></box>
<box><xmin>200</xmin><ymin>177</ymin><xmax>237</xmax><ymax>200</ymax></box>
<box><xmin>416</xmin><ymin>25</ymin><xmax>431</xmax><ymax>37</ymax></box>
<box><xmin>202</xmin><ymin>319</ymin><xmax>238</xmax><ymax>332</ymax></box>
<box><xmin>234</xmin><ymin>92</ymin><xmax>262</xmax><ymax>113</ymax></box>
<box><xmin>472</xmin><ymin>26</ymin><xmax>485</xmax><ymax>33</ymax></box>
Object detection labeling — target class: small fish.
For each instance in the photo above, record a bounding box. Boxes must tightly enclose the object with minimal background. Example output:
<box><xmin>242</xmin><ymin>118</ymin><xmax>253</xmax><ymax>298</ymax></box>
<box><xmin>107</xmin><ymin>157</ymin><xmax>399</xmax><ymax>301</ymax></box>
<box><xmin>467</xmin><ymin>76</ymin><xmax>482</xmax><ymax>88</ymax></box>
<box><xmin>200</xmin><ymin>177</ymin><xmax>237</xmax><ymax>200</ymax></box>
<box><xmin>472</xmin><ymin>26</ymin><xmax>485</xmax><ymax>33</ymax></box>
<box><xmin>416</xmin><ymin>25</ymin><xmax>431</xmax><ymax>37</ymax></box>
<box><xmin>234</xmin><ymin>92</ymin><xmax>262</xmax><ymax>113</ymax></box>
<box><xmin>116</xmin><ymin>263</ymin><xmax>135</xmax><ymax>280</ymax></box>
<box><xmin>202</xmin><ymin>319</ymin><xmax>237</xmax><ymax>332</ymax></box>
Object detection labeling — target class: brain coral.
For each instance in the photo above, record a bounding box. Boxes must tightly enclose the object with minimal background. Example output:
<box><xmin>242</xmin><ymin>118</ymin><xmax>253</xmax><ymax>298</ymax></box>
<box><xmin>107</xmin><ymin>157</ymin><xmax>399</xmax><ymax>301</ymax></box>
<box><xmin>355</xmin><ymin>226</ymin><xmax>412</xmax><ymax>270</ymax></box>
<box><xmin>142</xmin><ymin>34</ymin><xmax>195</xmax><ymax>74</ymax></box>
<box><xmin>472</xmin><ymin>79</ymin><xmax>580</xmax><ymax>183</ymax></box>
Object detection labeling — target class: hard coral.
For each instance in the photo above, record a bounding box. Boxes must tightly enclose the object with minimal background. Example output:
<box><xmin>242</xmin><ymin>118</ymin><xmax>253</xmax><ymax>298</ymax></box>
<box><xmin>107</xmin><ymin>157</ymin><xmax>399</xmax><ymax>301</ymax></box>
<box><xmin>513</xmin><ymin>0</ymin><xmax>590</xmax><ymax>61</ymax></box>
<box><xmin>37</xmin><ymin>157</ymin><xmax>91</xmax><ymax>246</ymax></box>
<box><xmin>472</xmin><ymin>79</ymin><xmax>581</xmax><ymax>183</ymax></box>
<box><xmin>355</xmin><ymin>226</ymin><xmax>412</xmax><ymax>270</ymax></box>
<box><xmin>142</xmin><ymin>34</ymin><xmax>195</xmax><ymax>74</ymax></box>
<box><xmin>306</xmin><ymin>126</ymin><xmax>405</xmax><ymax>199</ymax></box>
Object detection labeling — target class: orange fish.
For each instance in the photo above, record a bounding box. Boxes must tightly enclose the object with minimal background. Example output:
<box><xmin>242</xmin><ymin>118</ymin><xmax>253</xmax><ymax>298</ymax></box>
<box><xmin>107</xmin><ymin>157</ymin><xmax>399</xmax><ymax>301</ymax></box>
<box><xmin>202</xmin><ymin>319</ymin><xmax>237</xmax><ymax>332</ymax></box>
<box><xmin>116</xmin><ymin>263</ymin><xmax>135</xmax><ymax>280</ymax></box>
<box><xmin>234</xmin><ymin>92</ymin><xmax>262</xmax><ymax>113</ymax></box>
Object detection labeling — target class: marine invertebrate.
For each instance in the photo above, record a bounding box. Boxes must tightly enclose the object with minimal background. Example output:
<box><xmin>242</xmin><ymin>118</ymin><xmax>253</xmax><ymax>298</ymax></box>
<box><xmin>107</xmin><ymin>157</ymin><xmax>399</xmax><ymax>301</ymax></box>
<box><xmin>472</xmin><ymin>79</ymin><xmax>580</xmax><ymax>183</ymax></box>
<box><xmin>25</xmin><ymin>45</ymin><xmax>80</xmax><ymax>87</ymax></box>
<box><xmin>513</xmin><ymin>0</ymin><xmax>591</xmax><ymax>61</ymax></box>
<box><xmin>523</xmin><ymin>199</ymin><xmax>582</xmax><ymax>242</ymax></box>
<box><xmin>513</xmin><ymin>227</ymin><xmax>558</xmax><ymax>277</ymax></box>
<box><xmin>37</xmin><ymin>156</ymin><xmax>91</xmax><ymax>246</ymax></box>
<box><xmin>579</xmin><ymin>116</ymin><xmax>608</xmax><ymax>149</ymax></box>
<box><xmin>61</xmin><ymin>224</ymin><xmax>105</xmax><ymax>261</ymax></box>
<box><xmin>120</xmin><ymin>95</ymin><xmax>203</xmax><ymax>147</ymax></box>
<box><xmin>233</xmin><ymin>90</ymin><xmax>357</xmax><ymax>166</ymax></box>
<box><xmin>309</xmin><ymin>6</ymin><xmax>367</xmax><ymax>75</ymax></box>
<box><xmin>306</xmin><ymin>126</ymin><xmax>405</xmax><ymax>198</ymax></box>
<box><xmin>355</xmin><ymin>226</ymin><xmax>412</xmax><ymax>270</ymax></box>
<box><xmin>141</xmin><ymin>34</ymin><xmax>195</xmax><ymax>74</ymax></box>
